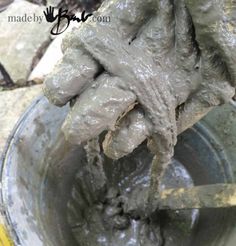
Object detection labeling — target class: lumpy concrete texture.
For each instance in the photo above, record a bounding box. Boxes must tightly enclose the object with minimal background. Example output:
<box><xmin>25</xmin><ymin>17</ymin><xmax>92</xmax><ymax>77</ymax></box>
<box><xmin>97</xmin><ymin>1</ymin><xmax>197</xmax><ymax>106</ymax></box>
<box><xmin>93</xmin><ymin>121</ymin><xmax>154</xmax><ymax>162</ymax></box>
<box><xmin>43</xmin><ymin>0</ymin><xmax>236</xmax><ymax>227</ymax></box>
<box><xmin>0</xmin><ymin>1</ymin><xmax>52</xmax><ymax>84</ymax></box>
<box><xmin>66</xmin><ymin>139</ymin><xmax>197</xmax><ymax>246</ymax></box>
<box><xmin>3</xmin><ymin>96</ymin><xmax>236</xmax><ymax>246</ymax></box>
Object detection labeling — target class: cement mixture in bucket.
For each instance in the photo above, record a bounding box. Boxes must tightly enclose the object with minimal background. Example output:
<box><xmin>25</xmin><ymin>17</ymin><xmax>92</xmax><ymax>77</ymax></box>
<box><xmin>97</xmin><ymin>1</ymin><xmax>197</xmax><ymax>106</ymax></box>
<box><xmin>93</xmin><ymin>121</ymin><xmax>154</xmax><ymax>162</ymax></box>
<box><xmin>67</xmin><ymin>138</ymin><xmax>196</xmax><ymax>246</ymax></box>
<box><xmin>1</xmin><ymin>0</ymin><xmax>236</xmax><ymax>245</ymax></box>
<box><xmin>1</xmin><ymin>98</ymin><xmax>236</xmax><ymax>246</ymax></box>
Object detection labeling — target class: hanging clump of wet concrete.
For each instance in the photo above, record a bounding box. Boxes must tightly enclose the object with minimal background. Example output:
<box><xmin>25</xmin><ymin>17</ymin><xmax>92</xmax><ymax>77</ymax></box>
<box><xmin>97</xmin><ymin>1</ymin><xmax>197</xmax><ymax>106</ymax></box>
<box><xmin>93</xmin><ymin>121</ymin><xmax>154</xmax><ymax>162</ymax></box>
<box><xmin>39</xmin><ymin>0</ymin><xmax>236</xmax><ymax>245</ymax></box>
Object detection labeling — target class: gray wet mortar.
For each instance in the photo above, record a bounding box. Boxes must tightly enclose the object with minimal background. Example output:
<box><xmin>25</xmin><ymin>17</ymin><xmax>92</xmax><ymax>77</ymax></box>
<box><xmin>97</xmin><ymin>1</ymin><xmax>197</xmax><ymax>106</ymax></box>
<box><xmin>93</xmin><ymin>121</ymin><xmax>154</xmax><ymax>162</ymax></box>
<box><xmin>67</xmin><ymin>140</ymin><xmax>197</xmax><ymax>246</ymax></box>
<box><xmin>42</xmin><ymin>0</ymin><xmax>236</xmax><ymax>245</ymax></box>
<box><xmin>44</xmin><ymin>0</ymin><xmax>236</xmax><ymax>211</ymax></box>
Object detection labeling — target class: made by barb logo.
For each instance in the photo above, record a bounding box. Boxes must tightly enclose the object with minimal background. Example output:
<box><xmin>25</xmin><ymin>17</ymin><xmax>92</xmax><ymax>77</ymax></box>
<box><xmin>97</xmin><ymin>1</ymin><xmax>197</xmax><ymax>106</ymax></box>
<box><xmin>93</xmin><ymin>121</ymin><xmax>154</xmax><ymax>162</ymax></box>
<box><xmin>44</xmin><ymin>6</ymin><xmax>92</xmax><ymax>35</ymax></box>
<box><xmin>7</xmin><ymin>6</ymin><xmax>111</xmax><ymax>35</ymax></box>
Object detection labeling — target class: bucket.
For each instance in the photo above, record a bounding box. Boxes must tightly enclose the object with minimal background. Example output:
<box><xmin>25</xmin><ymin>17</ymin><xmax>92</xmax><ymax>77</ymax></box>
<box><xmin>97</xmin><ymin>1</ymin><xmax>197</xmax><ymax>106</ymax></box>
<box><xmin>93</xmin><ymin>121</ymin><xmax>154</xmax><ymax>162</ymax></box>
<box><xmin>1</xmin><ymin>96</ymin><xmax>236</xmax><ymax>245</ymax></box>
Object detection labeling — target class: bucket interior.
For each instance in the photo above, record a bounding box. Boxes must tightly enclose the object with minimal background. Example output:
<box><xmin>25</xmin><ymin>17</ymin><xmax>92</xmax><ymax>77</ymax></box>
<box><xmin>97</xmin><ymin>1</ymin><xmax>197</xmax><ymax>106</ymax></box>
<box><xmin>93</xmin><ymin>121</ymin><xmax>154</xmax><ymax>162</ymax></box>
<box><xmin>1</xmin><ymin>97</ymin><xmax>236</xmax><ymax>246</ymax></box>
